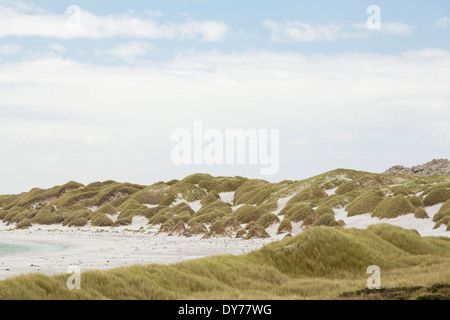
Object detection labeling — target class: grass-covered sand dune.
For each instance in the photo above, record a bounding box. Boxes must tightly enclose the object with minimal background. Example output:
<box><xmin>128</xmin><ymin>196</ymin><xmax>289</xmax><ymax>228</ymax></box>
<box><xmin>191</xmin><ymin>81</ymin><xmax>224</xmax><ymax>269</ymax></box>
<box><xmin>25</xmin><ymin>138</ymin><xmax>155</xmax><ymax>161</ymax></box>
<box><xmin>1</xmin><ymin>169</ymin><xmax>450</xmax><ymax>237</ymax></box>
<box><xmin>0</xmin><ymin>224</ymin><xmax>449</xmax><ymax>300</ymax></box>
<box><xmin>1</xmin><ymin>169</ymin><xmax>449</xmax><ymax>299</ymax></box>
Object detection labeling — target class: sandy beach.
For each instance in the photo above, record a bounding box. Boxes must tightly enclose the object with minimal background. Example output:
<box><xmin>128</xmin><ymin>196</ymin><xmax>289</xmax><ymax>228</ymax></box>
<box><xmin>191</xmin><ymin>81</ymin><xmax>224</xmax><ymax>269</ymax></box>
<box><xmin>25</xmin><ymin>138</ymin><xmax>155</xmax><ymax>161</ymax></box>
<box><xmin>0</xmin><ymin>217</ymin><xmax>283</xmax><ymax>280</ymax></box>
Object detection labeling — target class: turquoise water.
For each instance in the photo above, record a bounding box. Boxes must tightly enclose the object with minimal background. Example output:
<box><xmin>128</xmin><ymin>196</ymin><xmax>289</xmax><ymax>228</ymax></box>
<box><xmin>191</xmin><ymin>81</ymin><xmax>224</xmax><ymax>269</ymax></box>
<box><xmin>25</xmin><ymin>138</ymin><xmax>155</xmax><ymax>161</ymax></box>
<box><xmin>0</xmin><ymin>242</ymin><xmax>32</xmax><ymax>257</ymax></box>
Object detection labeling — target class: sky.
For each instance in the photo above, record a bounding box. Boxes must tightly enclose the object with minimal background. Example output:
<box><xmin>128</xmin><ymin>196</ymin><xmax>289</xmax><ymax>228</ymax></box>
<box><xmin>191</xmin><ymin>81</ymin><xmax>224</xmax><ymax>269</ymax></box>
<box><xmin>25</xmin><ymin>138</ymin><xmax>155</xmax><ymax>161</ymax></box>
<box><xmin>0</xmin><ymin>0</ymin><xmax>449</xmax><ymax>193</ymax></box>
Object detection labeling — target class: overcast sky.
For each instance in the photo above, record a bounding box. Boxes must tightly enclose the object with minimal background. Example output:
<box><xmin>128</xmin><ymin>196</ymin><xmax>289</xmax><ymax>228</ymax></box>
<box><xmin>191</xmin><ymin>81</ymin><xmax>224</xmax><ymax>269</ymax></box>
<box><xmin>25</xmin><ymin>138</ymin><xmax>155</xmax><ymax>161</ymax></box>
<box><xmin>0</xmin><ymin>0</ymin><xmax>449</xmax><ymax>194</ymax></box>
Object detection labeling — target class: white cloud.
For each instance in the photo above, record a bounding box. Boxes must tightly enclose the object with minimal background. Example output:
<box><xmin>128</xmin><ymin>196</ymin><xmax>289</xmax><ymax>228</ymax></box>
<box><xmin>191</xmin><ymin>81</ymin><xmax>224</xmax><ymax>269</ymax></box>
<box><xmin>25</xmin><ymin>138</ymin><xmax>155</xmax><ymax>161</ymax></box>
<box><xmin>263</xmin><ymin>21</ymin><xmax>366</xmax><ymax>42</ymax></box>
<box><xmin>264</xmin><ymin>20</ymin><xmax>414</xmax><ymax>42</ymax></box>
<box><xmin>0</xmin><ymin>49</ymin><xmax>449</xmax><ymax>192</ymax></box>
<box><xmin>47</xmin><ymin>43</ymin><xmax>66</xmax><ymax>53</ymax></box>
<box><xmin>95</xmin><ymin>41</ymin><xmax>156</xmax><ymax>63</ymax></box>
<box><xmin>0</xmin><ymin>4</ymin><xmax>229</xmax><ymax>41</ymax></box>
<box><xmin>0</xmin><ymin>44</ymin><xmax>20</xmax><ymax>55</ymax></box>
<box><xmin>379</xmin><ymin>22</ymin><xmax>414</xmax><ymax>36</ymax></box>
<box><xmin>435</xmin><ymin>16</ymin><xmax>449</xmax><ymax>27</ymax></box>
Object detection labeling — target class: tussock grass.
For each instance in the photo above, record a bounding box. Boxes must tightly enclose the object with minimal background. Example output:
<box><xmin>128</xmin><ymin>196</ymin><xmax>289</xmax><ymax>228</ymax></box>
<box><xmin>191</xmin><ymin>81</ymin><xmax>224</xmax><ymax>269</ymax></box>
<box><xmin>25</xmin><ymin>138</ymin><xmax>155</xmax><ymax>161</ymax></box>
<box><xmin>277</xmin><ymin>219</ymin><xmax>292</xmax><ymax>234</ymax></box>
<box><xmin>315</xmin><ymin>205</ymin><xmax>335</xmax><ymax>216</ymax></box>
<box><xmin>149</xmin><ymin>202</ymin><xmax>194</xmax><ymax>225</ymax></box>
<box><xmin>245</xmin><ymin>225</ymin><xmax>270</xmax><ymax>239</ymax></box>
<box><xmin>423</xmin><ymin>188</ymin><xmax>450</xmax><ymax>207</ymax></box>
<box><xmin>188</xmin><ymin>200</ymin><xmax>231</xmax><ymax>225</ymax></box>
<box><xmin>407</xmin><ymin>196</ymin><xmax>424</xmax><ymax>208</ymax></box>
<box><xmin>256</xmin><ymin>213</ymin><xmax>280</xmax><ymax>228</ymax></box>
<box><xmin>32</xmin><ymin>206</ymin><xmax>63</xmax><ymax>225</ymax></box>
<box><xmin>313</xmin><ymin>213</ymin><xmax>340</xmax><ymax>227</ymax></box>
<box><xmin>200</xmin><ymin>191</ymin><xmax>220</xmax><ymax>207</ymax></box>
<box><xmin>205</xmin><ymin>177</ymin><xmax>247</xmax><ymax>194</ymax></box>
<box><xmin>16</xmin><ymin>218</ymin><xmax>32</xmax><ymax>229</ymax></box>
<box><xmin>280</xmin><ymin>204</ymin><xmax>315</xmax><ymax>222</ymax></box>
<box><xmin>372</xmin><ymin>196</ymin><xmax>416</xmax><ymax>219</ymax></box>
<box><xmin>414</xmin><ymin>207</ymin><xmax>429</xmax><ymax>219</ymax></box>
<box><xmin>0</xmin><ymin>224</ymin><xmax>449</xmax><ymax>300</ymax></box>
<box><xmin>234</xmin><ymin>180</ymin><xmax>272</xmax><ymax>205</ymax></box>
<box><xmin>346</xmin><ymin>192</ymin><xmax>384</xmax><ymax>217</ymax></box>
<box><xmin>181</xmin><ymin>173</ymin><xmax>214</xmax><ymax>185</ymax></box>
<box><xmin>91</xmin><ymin>213</ymin><xmax>114</xmax><ymax>227</ymax></box>
<box><xmin>287</xmin><ymin>186</ymin><xmax>328</xmax><ymax>204</ymax></box>
<box><xmin>233</xmin><ymin>205</ymin><xmax>270</xmax><ymax>224</ymax></box>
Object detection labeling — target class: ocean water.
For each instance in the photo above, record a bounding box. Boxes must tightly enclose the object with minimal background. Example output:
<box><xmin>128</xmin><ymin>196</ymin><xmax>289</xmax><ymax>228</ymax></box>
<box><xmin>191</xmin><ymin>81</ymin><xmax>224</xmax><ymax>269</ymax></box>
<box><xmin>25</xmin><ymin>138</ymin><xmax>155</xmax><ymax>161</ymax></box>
<box><xmin>0</xmin><ymin>242</ymin><xmax>32</xmax><ymax>257</ymax></box>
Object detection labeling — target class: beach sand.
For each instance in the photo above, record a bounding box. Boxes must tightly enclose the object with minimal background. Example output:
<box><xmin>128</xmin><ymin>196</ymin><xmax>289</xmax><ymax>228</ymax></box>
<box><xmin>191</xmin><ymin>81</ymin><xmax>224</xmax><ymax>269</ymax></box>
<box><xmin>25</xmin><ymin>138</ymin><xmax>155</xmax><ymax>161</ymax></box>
<box><xmin>0</xmin><ymin>217</ymin><xmax>280</xmax><ymax>280</ymax></box>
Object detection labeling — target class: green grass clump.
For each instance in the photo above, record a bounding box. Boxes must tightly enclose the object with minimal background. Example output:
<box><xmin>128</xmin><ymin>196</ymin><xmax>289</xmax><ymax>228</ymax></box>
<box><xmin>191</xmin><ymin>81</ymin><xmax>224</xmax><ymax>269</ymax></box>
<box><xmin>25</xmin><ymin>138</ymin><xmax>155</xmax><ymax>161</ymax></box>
<box><xmin>181</xmin><ymin>173</ymin><xmax>214</xmax><ymax>185</ymax></box>
<box><xmin>287</xmin><ymin>187</ymin><xmax>328</xmax><ymax>204</ymax></box>
<box><xmin>392</xmin><ymin>186</ymin><xmax>414</xmax><ymax>196</ymax></box>
<box><xmin>16</xmin><ymin>218</ymin><xmax>32</xmax><ymax>229</ymax></box>
<box><xmin>0</xmin><ymin>194</ymin><xmax>20</xmax><ymax>209</ymax></box>
<box><xmin>149</xmin><ymin>202</ymin><xmax>194</xmax><ymax>225</ymax></box>
<box><xmin>233</xmin><ymin>205</ymin><xmax>270</xmax><ymax>224</ymax></box>
<box><xmin>258</xmin><ymin>201</ymin><xmax>278</xmax><ymax>212</ymax></box>
<box><xmin>172</xmin><ymin>183</ymin><xmax>207</xmax><ymax>202</ymax></box>
<box><xmin>158</xmin><ymin>193</ymin><xmax>176</xmax><ymax>206</ymax></box>
<box><xmin>70</xmin><ymin>217</ymin><xmax>88</xmax><ymax>227</ymax></box>
<box><xmin>61</xmin><ymin>207</ymin><xmax>92</xmax><ymax>227</ymax></box>
<box><xmin>346</xmin><ymin>192</ymin><xmax>384</xmax><ymax>217</ymax></box>
<box><xmin>407</xmin><ymin>196</ymin><xmax>424</xmax><ymax>208</ymax></box>
<box><xmin>188</xmin><ymin>201</ymin><xmax>232</xmax><ymax>225</ymax></box>
<box><xmin>139</xmin><ymin>206</ymin><xmax>166</xmax><ymax>219</ymax></box>
<box><xmin>132</xmin><ymin>185</ymin><xmax>170</xmax><ymax>205</ymax></box>
<box><xmin>432</xmin><ymin>211</ymin><xmax>449</xmax><ymax>223</ymax></box>
<box><xmin>32</xmin><ymin>206</ymin><xmax>64</xmax><ymax>225</ymax></box>
<box><xmin>414</xmin><ymin>207</ymin><xmax>429</xmax><ymax>219</ymax></box>
<box><xmin>372</xmin><ymin>196</ymin><xmax>416</xmax><ymax>219</ymax></box>
<box><xmin>434</xmin><ymin>216</ymin><xmax>450</xmax><ymax>229</ymax></box>
<box><xmin>16</xmin><ymin>181</ymin><xmax>84</xmax><ymax>208</ymax></box>
<box><xmin>200</xmin><ymin>191</ymin><xmax>220</xmax><ymax>207</ymax></box>
<box><xmin>91</xmin><ymin>213</ymin><xmax>114</xmax><ymax>227</ymax></box>
<box><xmin>256</xmin><ymin>213</ymin><xmax>280</xmax><ymax>228</ymax></box>
<box><xmin>109</xmin><ymin>195</ymin><xmax>131</xmax><ymax>208</ymax></box>
<box><xmin>423</xmin><ymin>188</ymin><xmax>450</xmax><ymax>207</ymax></box>
<box><xmin>437</xmin><ymin>200</ymin><xmax>450</xmax><ymax>214</ymax></box>
<box><xmin>313</xmin><ymin>213</ymin><xmax>339</xmax><ymax>227</ymax></box>
<box><xmin>245</xmin><ymin>225</ymin><xmax>270</xmax><ymax>239</ymax></box>
<box><xmin>233</xmin><ymin>180</ymin><xmax>273</xmax><ymax>205</ymax></box>
<box><xmin>94</xmin><ymin>203</ymin><xmax>117</xmax><ymax>215</ymax></box>
<box><xmin>280</xmin><ymin>204</ymin><xmax>315</xmax><ymax>222</ymax></box>
<box><xmin>113</xmin><ymin>216</ymin><xmax>133</xmax><ymax>226</ymax></box>
<box><xmin>320</xmin><ymin>192</ymin><xmax>360</xmax><ymax>209</ymax></box>
<box><xmin>315</xmin><ymin>205</ymin><xmax>335</xmax><ymax>216</ymax></box>
<box><xmin>205</xmin><ymin>177</ymin><xmax>247</xmax><ymax>193</ymax></box>
<box><xmin>277</xmin><ymin>219</ymin><xmax>292</xmax><ymax>234</ymax></box>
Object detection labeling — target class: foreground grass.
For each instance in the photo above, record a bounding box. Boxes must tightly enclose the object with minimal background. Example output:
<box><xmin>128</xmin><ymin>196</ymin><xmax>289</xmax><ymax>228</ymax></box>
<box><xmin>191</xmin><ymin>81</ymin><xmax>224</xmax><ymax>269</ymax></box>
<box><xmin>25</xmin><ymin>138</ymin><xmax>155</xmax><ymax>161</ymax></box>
<box><xmin>0</xmin><ymin>224</ymin><xmax>449</xmax><ymax>300</ymax></box>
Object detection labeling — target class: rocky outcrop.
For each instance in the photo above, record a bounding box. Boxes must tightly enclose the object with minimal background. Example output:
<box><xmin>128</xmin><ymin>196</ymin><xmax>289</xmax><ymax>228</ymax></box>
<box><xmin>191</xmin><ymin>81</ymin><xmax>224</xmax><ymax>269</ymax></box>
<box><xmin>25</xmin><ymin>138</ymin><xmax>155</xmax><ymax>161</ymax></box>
<box><xmin>383</xmin><ymin>159</ymin><xmax>450</xmax><ymax>176</ymax></box>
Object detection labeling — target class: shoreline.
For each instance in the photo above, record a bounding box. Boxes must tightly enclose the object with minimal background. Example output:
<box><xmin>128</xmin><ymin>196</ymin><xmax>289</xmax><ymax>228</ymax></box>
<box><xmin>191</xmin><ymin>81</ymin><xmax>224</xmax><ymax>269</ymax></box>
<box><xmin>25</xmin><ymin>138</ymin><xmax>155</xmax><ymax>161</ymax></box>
<box><xmin>0</xmin><ymin>219</ymin><xmax>279</xmax><ymax>280</ymax></box>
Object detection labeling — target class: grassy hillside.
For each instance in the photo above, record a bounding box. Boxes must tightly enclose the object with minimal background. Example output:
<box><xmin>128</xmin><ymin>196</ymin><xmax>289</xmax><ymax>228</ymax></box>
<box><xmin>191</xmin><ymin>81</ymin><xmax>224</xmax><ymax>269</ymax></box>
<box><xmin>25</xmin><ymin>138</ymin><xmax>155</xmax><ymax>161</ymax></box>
<box><xmin>0</xmin><ymin>224</ymin><xmax>449</xmax><ymax>300</ymax></box>
<box><xmin>1</xmin><ymin>170</ymin><xmax>450</xmax><ymax>237</ymax></box>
